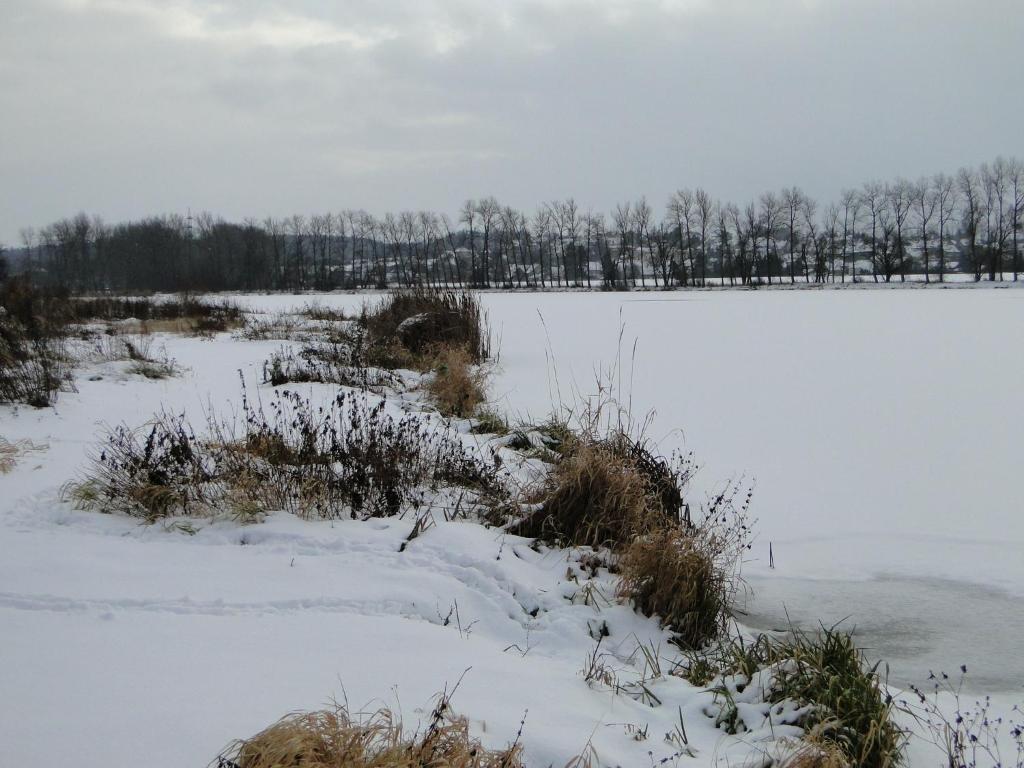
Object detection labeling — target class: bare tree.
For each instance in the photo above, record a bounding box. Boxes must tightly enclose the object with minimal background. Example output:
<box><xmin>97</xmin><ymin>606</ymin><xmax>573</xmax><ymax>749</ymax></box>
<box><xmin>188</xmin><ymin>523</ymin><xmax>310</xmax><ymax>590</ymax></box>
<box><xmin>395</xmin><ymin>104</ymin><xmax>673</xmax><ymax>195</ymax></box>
<box><xmin>912</xmin><ymin>178</ymin><xmax>938</xmax><ymax>282</ymax></box>
<box><xmin>759</xmin><ymin>192</ymin><xmax>782</xmax><ymax>284</ymax></box>
<box><xmin>887</xmin><ymin>179</ymin><xmax>913</xmax><ymax>282</ymax></box>
<box><xmin>798</xmin><ymin>196</ymin><xmax>818</xmax><ymax>282</ymax></box>
<box><xmin>530</xmin><ymin>207</ymin><xmax>550</xmax><ymax>287</ymax></box>
<box><xmin>861</xmin><ymin>182</ymin><xmax>885</xmax><ymax>283</ymax></box>
<box><xmin>716</xmin><ymin>203</ymin><xmax>735</xmax><ymax>285</ymax></box>
<box><xmin>742</xmin><ymin>202</ymin><xmax>760</xmax><ymax>284</ymax></box>
<box><xmin>439</xmin><ymin>213</ymin><xmax>464</xmax><ymax>287</ymax></box>
<box><xmin>782</xmin><ymin>187</ymin><xmax>805</xmax><ymax>284</ymax></box>
<box><xmin>982</xmin><ymin>158</ymin><xmax>1010</xmax><ymax>281</ymax></box>
<box><xmin>582</xmin><ymin>210</ymin><xmax>596</xmax><ymax>288</ymax></box>
<box><xmin>476</xmin><ymin>197</ymin><xmax>500</xmax><ymax>287</ymax></box>
<box><xmin>933</xmin><ymin>173</ymin><xmax>957</xmax><ymax>283</ymax></box>
<box><xmin>693</xmin><ymin>189</ymin><xmax>713</xmax><ymax>286</ymax></box>
<box><xmin>612</xmin><ymin>202</ymin><xmax>633</xmax><ymax>287</ymax></box>
<box><xmin>668</xmin><ymin>190</ymin><xmax>694</xmax><ymax>286</ymax></box>
<box><xmin>459</xmin><ymin>200</ymin><xmax>478</xmax><ymax>286</ymax></box>
<box><xmin>633</xmin><ymin>196</ymin><xmax>654</xmax><ymax>287</ymax></box>
<box><xmin>726</xmin><ymin>203</ymin><xmax>749</xmax><ymax>285</ymax></box>
<box><xmin>958</xmin><ymin>167</ymin><xmax>984</xmax><ymax>281</ymax></box>
<box><xmin>1009</xmin><ymin>158</ymin><xmax>1024</xmax><ymax>281</ymax></box>
<box><xmin>839</xmin><ymin>189</ymin><xmax>860</xmax><ymax>283</ymax></box>
<box><xmin>824</xmin><ymin>204</ymin><xmax>840</xmax><ymax>282</ymax></box>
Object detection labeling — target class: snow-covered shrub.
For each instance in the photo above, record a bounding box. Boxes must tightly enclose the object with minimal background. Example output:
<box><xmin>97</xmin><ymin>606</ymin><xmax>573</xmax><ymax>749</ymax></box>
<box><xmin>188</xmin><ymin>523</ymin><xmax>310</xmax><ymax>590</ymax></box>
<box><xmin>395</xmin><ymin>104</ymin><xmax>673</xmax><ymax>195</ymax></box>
<box><xmin>615</xmin><ymin>472</ymin><xmax>751</xmax><ymax>649</ymax></box>
<box><xmin>468</xmin><ymin>408</ymin><xmax>510</xmax><ymax>436</ymax></box>
<box><xmin>695</xmin><ymin>627</ymin><xmax>906</xmax><ymax>768</ymax></box>
<box><xmin>2</xmin><ymin>285</ymin><xmax>231</xmax><ymax>406</ymax></box>
<box><xmin>262</xmin><ymin>344</ymin><xmax>400</xmax><ymax>393</ymax></box>
<box><xmin>82</xmin><ymin>333</ymin><xmax>181</xmax><ymax>378</ymax></box>
<box><xmin>67</xmin><ymin>389</ymin><xmax>508</xmax><ymax>522</ymax></box>
<box><xmin>237</xmin><ymin>312</ymin><xmax>308</xmax><ymax>341</ymax></box>
<box><xmin>66</xmin><ymin>414</ymin><xmax>214</xmax><ymax>520</ymax></box>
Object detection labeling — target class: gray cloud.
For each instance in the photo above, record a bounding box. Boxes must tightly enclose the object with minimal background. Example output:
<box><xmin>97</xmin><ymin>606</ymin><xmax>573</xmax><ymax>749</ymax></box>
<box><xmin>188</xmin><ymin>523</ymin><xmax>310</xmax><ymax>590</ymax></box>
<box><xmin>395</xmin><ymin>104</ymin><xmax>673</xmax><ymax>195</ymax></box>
<box><xmin>1</xmin><ymin>0</ymin><xmax>1020</xmax><ymax>243</ymax></box>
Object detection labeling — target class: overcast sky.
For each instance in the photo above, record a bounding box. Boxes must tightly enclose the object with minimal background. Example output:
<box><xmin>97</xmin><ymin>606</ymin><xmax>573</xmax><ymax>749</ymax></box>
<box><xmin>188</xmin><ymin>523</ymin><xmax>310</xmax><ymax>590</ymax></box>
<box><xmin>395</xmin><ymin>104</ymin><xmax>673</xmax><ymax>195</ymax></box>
<box><xmin>1</xmin><ymin>0</ymin><xmax>1021</xmax><ymax>244</ymax></box>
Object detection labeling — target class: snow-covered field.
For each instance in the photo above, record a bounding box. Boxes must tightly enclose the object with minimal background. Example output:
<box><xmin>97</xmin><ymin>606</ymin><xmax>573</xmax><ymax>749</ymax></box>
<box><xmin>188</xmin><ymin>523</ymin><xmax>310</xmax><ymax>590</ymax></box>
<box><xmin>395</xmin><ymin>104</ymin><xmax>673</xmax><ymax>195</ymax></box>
<box><xmin>2</xmin><ymin>287</ymin><xmax>1022</xmax><ymax>766</ymax></box>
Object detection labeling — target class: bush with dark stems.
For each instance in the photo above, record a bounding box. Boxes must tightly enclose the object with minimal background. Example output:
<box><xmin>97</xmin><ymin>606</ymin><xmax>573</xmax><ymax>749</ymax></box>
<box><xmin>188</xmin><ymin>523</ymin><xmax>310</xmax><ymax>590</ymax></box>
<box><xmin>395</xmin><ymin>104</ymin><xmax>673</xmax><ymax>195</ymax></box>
<box><xmin>2</xmin><ymin>282</ymin><xmax>232</xmax><ymax>405</ymax></box>
<box><xmin>902</xmin><ymin>668</ymin><xmax>1023</xmax><ymax>768</ymax></box>
<box><xmin>62</xmin><ymin>294</ymin><xmax>243</xmax><ymax>332</ymax></box>
<box><xmin>67</xmin><ymin>388</ymin><xmax>508</xmax><ymax>522</ymax></box>
<box><xmin>0</xmin><ymin>278</ymin><xmax>72</xmax><ymax>406</ymax></box>
<box><xmin>262</xmin><ymin>344</ymin><xmax>400</xmax><ymax>393</ymax></box>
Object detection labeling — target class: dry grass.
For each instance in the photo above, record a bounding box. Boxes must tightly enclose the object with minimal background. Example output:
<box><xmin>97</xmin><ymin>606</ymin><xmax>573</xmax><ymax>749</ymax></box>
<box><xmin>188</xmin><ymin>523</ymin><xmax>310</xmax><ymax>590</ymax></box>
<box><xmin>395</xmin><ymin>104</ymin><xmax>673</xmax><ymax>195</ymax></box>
<box><xmin>0</xmin><ymin>436</ymin><xmax>45</xmax><ymax>473</ymax></box>
<box><xmin>126</xmin><ymin>359</ymin><xmax>179</xmax><ymax>379</ymax></box>
<box><xmin>617</xmin><ymin>527</ymin><xmax>724</xmax><ymax>650</ymax></box>
<box><xmin>424</xmin><ymin>344</ymin><xmax>488</xmax><ymax>418</ymax></box>
<box><xmin>781</xmin><ymin>735</ymin><xmax>852</xmax><ymax>768</ymax></box>
<box><xmin>216</xmin><ymin>698</ymin><xmax>522</xmax><ymax>768</ymax></box>
<box><xmin>511</xmin><ymin>439</ymin><xmax>662</xmax><ymax>548</ymax></box>
<box><xmin>469</xmin><ymin>408</ymin><xmax>510</xmax><ymax>436</ymax></box>
<box><xmin>86</xmin><ymin>334</ymin><xmax>181</xmax><ymax>378</ymax></box>
<box><xmin>119</xmin><ymin>317</ymin><xmax>204</xmax><ymax>335</ymax></box>
<box><xmin>238</xmin><ymin>312</ymin><xmax>308</xmax><ymax>341</ymax></box>
<box><xmin>363</xmin><ymin>288</ymin><xmax>492</xmax><ymax>365</ymax></box>
<box><xmin>301</xmin><ymin>302</ymin><xmax>349</xmax><ymax>322</ymax></box>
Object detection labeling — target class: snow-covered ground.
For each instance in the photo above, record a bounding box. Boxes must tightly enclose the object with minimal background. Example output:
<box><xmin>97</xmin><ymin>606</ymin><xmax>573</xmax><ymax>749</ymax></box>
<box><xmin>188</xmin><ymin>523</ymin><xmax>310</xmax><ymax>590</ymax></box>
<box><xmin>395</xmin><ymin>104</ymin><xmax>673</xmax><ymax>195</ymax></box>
<box><xmin>2</xmin><ymin>286</ymin><xmax>1022</xmax><ymax>766</ymax></box>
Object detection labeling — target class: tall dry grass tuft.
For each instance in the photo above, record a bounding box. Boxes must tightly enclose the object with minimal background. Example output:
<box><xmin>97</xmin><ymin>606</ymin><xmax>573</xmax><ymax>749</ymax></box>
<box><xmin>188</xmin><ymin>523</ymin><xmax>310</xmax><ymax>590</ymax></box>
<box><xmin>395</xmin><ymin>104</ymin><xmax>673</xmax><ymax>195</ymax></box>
<box><xmin>215</xmin><ymin>695</ymin><xmax>522</xmax><ymax>768</ymax></box>
<box><xmin>363</xmin><ymin>288</ymin><xmax>492</xmax><ymax>365</ymax></box>
<box><xmin>424</xmin><ymin>344</ymin><xmax>489</xmax><ymax>418</ymax></box>
<box><xmin>617</xmin><ymin>527</ymin><xmax>724</xmax><ymax>649</ymax></box>
<box><xmin>509</xmin><ymin>371</ymin><xmax>750</xmax><ymax>650</ymax></box>
<box><xmin>512</xmin><ymin>439</ymin><xmax>663</xmax><ymax>548</ymax></box>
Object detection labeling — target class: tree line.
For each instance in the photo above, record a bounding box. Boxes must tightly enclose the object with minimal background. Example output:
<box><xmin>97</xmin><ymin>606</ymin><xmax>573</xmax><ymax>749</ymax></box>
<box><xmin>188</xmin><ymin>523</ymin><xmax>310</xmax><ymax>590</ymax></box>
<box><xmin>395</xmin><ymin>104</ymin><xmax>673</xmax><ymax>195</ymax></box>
<box><xmin>4</xmin><ymin>157</ymin><xmax>1022</xmax><ymax>293</ymax></box>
